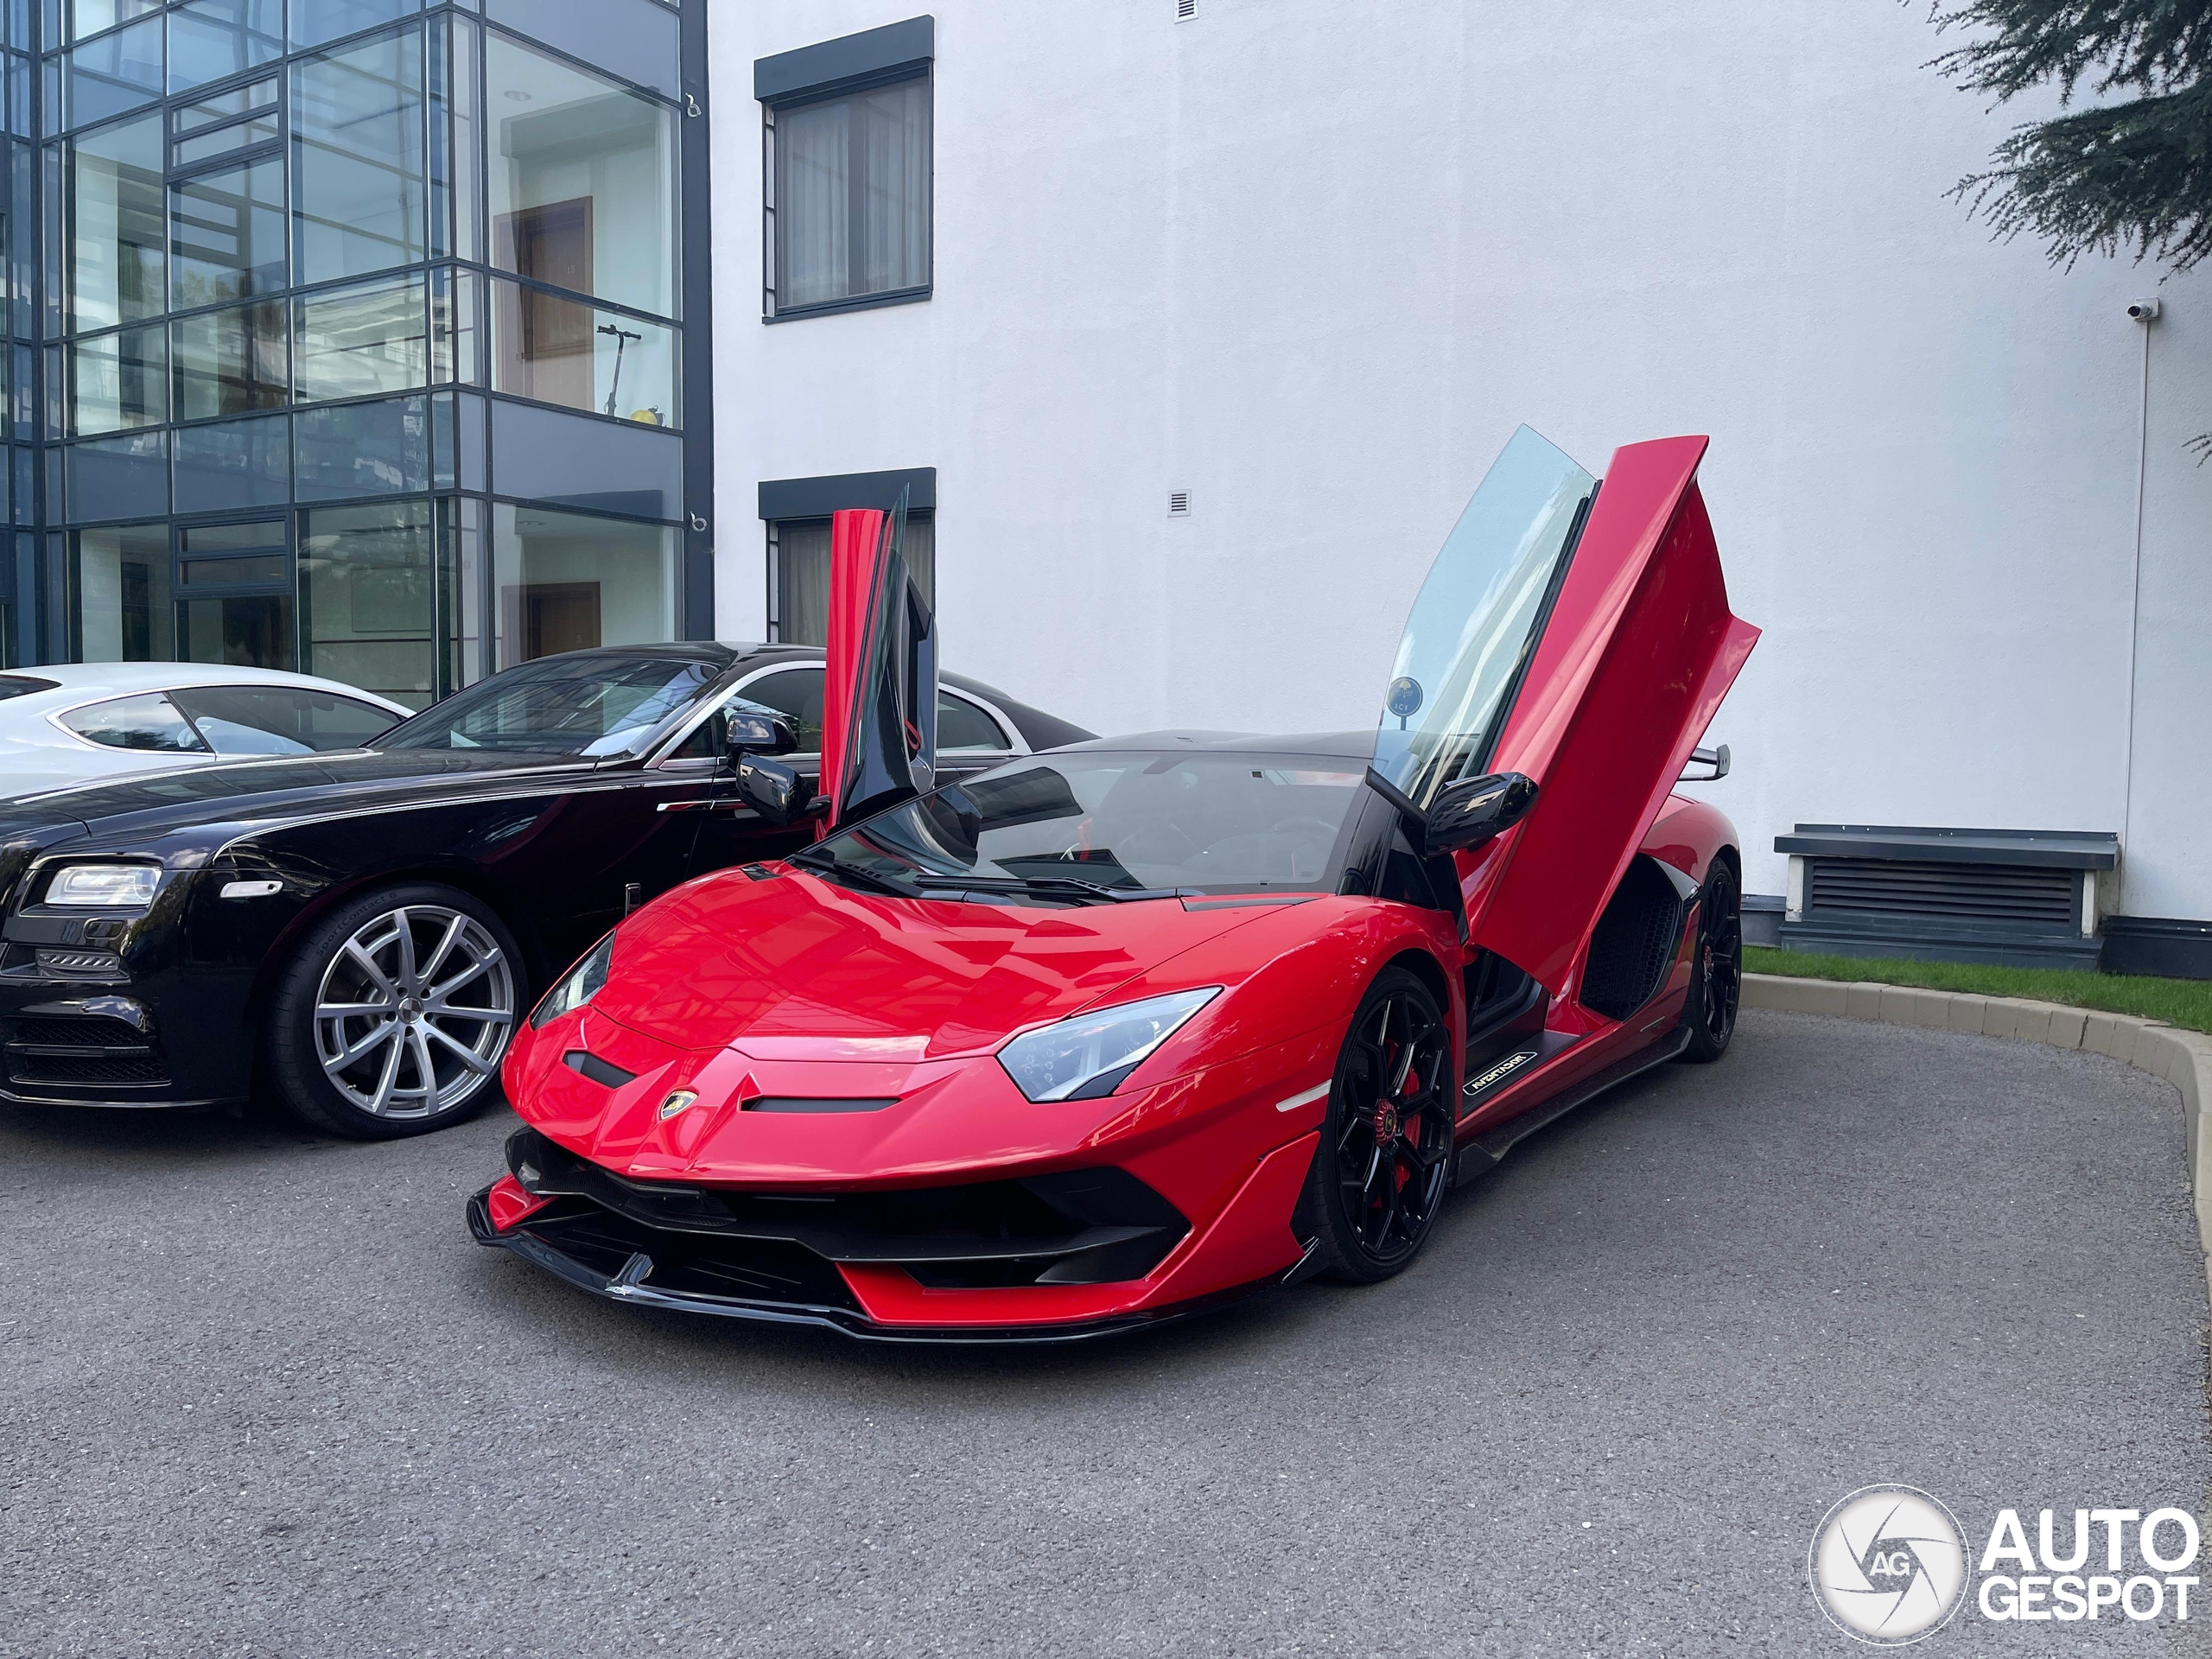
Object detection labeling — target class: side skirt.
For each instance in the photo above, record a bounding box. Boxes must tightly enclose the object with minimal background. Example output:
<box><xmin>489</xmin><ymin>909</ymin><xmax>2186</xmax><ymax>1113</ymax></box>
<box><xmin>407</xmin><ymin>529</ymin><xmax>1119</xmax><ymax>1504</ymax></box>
<box><xmin>1452</xmin><ymin>1026</ymin><xmax>1691</xmax><ymax>1186</ymax></box>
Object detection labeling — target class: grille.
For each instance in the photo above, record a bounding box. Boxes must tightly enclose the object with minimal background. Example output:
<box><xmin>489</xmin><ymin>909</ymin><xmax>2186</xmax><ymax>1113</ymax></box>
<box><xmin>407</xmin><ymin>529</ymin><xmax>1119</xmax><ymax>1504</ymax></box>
<box><xmin>1581</xmin><ymin>858</ymin><xmax>1686</xmax><ymax>1020</ymax></box>
<box><xmin>12</xmin><ymin>1015</ymin><xmax>143</xmax><ymax>1046</ymax></box>
<box><xmin>1806</xmin><ymin>858</ymin><xmax>2076</xmax><ymax>928</ymax></box>
<box><xmin>9</xmin><ymin>1051</ymin><xmax>168</xmax><ymax>1085</ymax></box>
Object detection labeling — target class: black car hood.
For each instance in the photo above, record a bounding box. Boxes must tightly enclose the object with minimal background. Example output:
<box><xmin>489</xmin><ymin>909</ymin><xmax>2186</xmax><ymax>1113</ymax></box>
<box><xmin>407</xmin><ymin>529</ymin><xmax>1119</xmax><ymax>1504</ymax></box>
<box><xmin>0</xmin><ymin>747</ymin><xmax>599</xmax><ymax>852</ymax></box>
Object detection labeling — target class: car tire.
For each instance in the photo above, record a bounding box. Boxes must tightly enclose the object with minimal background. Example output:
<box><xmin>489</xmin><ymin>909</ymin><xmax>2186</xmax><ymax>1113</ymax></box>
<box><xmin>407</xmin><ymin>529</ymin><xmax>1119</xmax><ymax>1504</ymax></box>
<box><xmin>1295</xmin><ymin>966</ymin><xmax>1455</xmax><ymax>1286</ymax></box>
<box><xmin>1676</xmin><ymin>860</ymin><xmax>1741</xmax><ymax>1064</ymax></box>
<box><xmin>264</xmin><ymin>882</ymin><xmax>524</xmax><ymax>1140</ymax></box>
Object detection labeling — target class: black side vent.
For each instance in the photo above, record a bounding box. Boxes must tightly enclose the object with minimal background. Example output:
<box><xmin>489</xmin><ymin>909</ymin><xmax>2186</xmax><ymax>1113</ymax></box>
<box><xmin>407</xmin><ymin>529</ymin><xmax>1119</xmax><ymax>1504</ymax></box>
<box><xmin>1580</xmin><ymin>857</ymin><xmax>1686</xmax><ymax>1020</ymax></box>
<box><xmin>1806</xmin><ymin>858</ymin><xmax>2075</xmax><ymax>927</ymax></box>
<box><xmin>5</xmin><ymin>1014</ymin><xmax>167</xmax><ymax>1089</ymax></box>
<box><xmin>563</xmin><ymin>1051</ymin><xmax>636</xmax><ymax>1089</ymax></box>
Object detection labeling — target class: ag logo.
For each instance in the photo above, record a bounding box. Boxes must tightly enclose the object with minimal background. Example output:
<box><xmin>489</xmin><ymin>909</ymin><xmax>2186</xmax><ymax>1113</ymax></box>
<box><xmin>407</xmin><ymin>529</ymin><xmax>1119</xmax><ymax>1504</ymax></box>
<box><xmin>1809</xmin><ymin>1485</ymin><xmax>1970</xmax><ymax>1645</ymax></box>
<box><xmin>658</xmin><ymin>1090</ymin><xmax>698</xmax><ymax>1121</ymax></box>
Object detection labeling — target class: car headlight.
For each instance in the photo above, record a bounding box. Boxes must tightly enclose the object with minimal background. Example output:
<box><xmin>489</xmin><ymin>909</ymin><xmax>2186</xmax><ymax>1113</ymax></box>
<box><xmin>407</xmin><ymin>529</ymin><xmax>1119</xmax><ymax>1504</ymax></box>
<box><xmin>530</xmin><ymin>931</ymin><xmax>615</xmax><ymax>1029</ymax></box>
<box><xmin>45</xmin><ymin>863</ymin><xmax>161</xmax><ymax>907</ymax></box>
<box><xmin>997</xmin><ymin>988</ymin><xmax>1222</xmax><ymax>1103</ymax></box>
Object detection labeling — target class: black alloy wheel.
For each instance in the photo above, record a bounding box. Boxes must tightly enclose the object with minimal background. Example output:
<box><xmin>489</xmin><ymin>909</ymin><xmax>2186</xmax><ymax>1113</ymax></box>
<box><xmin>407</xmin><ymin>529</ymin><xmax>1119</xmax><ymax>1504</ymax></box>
<box><xmin>1298</xmin><ymin>967</ymin><xmax>1455</xmax><ymax>1284</ymax></box>
<box><xmin>1677</xmin><ymin>859</ymin><xmax>1741</xmax><ymax>1063</ymax></box>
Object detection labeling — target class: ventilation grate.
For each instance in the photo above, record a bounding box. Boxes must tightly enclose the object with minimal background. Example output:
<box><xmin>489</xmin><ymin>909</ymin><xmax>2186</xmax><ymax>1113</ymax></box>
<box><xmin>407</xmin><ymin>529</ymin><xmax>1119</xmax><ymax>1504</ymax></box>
<box><xmin>1805</xmin><ymin>858</ymin><xmax>2075</xmax><ymax>928</ymax></box>
<box><xmin>1176</xmin><ymin>0</ymin><xmax>1198</xmax><ymax>18</ymax></box>
<box><xmin>1168</xmin><ymin>490</ymin><xmax>1192</xmax><ymax>516</ymax></box>
<box><xmin>1580</xmin><ymin>857</ymin><xmax>1686</xmax><ymax>1020</ymax></box>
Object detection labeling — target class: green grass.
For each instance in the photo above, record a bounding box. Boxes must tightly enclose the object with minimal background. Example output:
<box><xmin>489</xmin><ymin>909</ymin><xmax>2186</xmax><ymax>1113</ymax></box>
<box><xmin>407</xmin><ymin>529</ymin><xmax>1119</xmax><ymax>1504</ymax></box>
<box><xmin>1744</xmin><ymin>945</ymin><xmax>2212</xmax><ymax>1036</ymax></box>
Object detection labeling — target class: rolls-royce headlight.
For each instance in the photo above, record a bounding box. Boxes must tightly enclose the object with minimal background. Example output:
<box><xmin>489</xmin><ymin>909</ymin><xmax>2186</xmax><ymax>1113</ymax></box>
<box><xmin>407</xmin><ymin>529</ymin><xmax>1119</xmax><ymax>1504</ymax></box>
<box><xmin>46</xmin><ymin>863</ymin><xmax>161</xmax><ymax>907</ymax></box>
<box><xmin>530</xmin><ymin>931</ymin><xmax>615</xmax><ymax>1029</ymax></box>
<box><xmin>997</xmin><ymin>988</ymin><xmax>1222</xmax><ymax>1103</ymax></box>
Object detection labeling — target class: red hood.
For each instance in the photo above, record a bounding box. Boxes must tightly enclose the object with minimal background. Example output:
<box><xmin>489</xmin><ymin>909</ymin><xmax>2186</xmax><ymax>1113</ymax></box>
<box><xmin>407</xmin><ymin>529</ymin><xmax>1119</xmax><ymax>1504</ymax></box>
<box><xmin>589</xmin><ymin>865</ymin><xmax>1283</xmax><ymax>1058</ymax></box>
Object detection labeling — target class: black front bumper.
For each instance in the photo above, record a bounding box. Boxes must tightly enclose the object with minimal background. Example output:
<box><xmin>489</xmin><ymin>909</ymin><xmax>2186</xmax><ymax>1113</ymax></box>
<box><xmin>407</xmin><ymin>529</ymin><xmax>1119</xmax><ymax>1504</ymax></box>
<box><xmin>468</xmin><ymin>1128</ymin><xmax>1250</xmax><ymax>1346</ymax></box>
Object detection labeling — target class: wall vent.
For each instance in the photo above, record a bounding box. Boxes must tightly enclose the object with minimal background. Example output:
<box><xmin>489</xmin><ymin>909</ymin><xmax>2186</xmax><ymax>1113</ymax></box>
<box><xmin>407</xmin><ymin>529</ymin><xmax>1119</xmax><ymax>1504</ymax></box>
<box><xmin>1176</xmin><ymin>0</ymin><xmax>1198</xmax><ymax>19</ymax></box>
<box><xmin>1168</xmin><ymin>490</ymin><xmax>1192</xmax><ymax>516</ymax></box>
<box><xmin>1804</xmin><ymin>857</ymin><xmax>2076</xmax><ymax>928</ymax></box>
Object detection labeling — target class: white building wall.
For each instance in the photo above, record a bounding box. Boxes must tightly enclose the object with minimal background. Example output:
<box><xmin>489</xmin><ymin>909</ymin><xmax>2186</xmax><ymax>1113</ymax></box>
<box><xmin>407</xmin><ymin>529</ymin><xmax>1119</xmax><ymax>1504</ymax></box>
<box><xmin>709</xmin><ymin>0</ymin><xmax>2212</xmax><ymax>918</ymax></box>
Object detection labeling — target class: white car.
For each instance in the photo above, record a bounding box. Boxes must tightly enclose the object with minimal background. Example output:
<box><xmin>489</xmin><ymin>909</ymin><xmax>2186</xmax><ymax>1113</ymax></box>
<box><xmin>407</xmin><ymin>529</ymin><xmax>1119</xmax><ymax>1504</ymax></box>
<box><xmin>0</xmin><ymin>663</ymin><xmax>413</xmax><ymax>799</ymax></box>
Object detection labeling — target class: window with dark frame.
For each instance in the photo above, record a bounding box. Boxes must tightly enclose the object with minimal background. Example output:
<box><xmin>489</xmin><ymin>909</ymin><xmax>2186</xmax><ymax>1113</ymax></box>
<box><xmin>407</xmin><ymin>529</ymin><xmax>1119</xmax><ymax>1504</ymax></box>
<box><xmin>758</xmin><ymin>17</ymin><xmax>933</xmax><ymax>321</ymax></box>
<box><xmin>766</xmin><ymin>510</ymin><xmax>932</xmax><ymax>646</ymax></box>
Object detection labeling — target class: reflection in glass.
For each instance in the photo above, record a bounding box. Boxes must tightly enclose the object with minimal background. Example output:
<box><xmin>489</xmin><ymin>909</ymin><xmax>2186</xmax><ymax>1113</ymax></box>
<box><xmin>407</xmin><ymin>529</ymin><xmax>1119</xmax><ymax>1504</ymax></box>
<box><xmin>492</xmin><ymin>502</ymin><xmax>673</xmax><ymax>669</ymax></box>
<box><xmin>67</xmin><ymin>430</ymin><xmax>168</xmax><ymax>520</ymax></box>
<box><xmin>438</xmin><ymin>494</ymin><xmax>483</xmax><ymax>690</ymax></box>
<box><xmin>168</xmin><ymin>0</ymin><xmax>282</xmax><ymax>95</ymax></box>
<box><xmin>181</xmin><ymin>593</ymin><xmax>293</xmax><ymax>668</ymax></box>
<box><xmin>174</xmin><ymin>113</ymin><xmax>276</xmax><ymax>167</ymax></box>
<box><xmin>302</xmin><ymin>499</ymin><xmax>432</xmax><ymax>706</ymax></box>
<box><xmin>776</xmin><ymin>78</ymin><xmax>930</xmax><ymax>310</ymax></box>
<box><xmin>72</xmin><ymin>521</ymin><xmax>170</xmax><ymax>659</ymax></box>
<box><xmin>490</xmin><ymin>279</ymin><xmax>674</xmax><ymax>425</ymax></box>
<box><xmin>67</xmin><ymin>14</ymin><xmax>162</xmax><ymax>128</ymax></box>
<box><xmin>292</xmin><ymin>24</ymin><xmax>426</xmax><ymax>284</ymax></box>
<box><xmin>175</xmin><ymin>75</ymin><xmax>276</xmax><ymax>133</ymax></box>
<box><xmin>173</xmin><ymin>410</ymin><xmax>289</xmax><ymax>512</ymax></box>
<box><xmin>483</xmin><ymin>0</ymin><xmax>678</xmax><ymax>99</ymax></box>
<box><xmin>71</xmin><ymin>0</ymin><xmax>161</xmax><ymax>42</ymax></box>
<box><xmin>172</xmin><ymin>299</ymin><xmax>286</xmax><ymax>418</ymax></box>
<box><xmin>294</xmin><ymin>272</ymin><xmax>425</xmax><ymax>402</ymax></box>
<box><xmin>68</xmin><ymin>111</ymin><xmax>163</xmax><ymax>330</ymax></box>
<box><xmin>296</xmin><ymin>393</ymin><xmax>429</xmax><ymax>500</ymax></box>
<box><xmin>169</xmin><ymin>156</ymin><xmax>285</xmax><ymax>305</ymax></box>
<box><xmin>430</xmin><ymin>264</ymin><xmax>480</xmax><ymax>384</ymax></box>
<box><xmin>486</xmin><ymin>31</ymin><xmax>674</xmax><ymax>320</ymax></box>
<box><xmin>429</xmin><ymin>11</ymin><xmax>480</xmax><ymax>262</ymax></box>
<box><xmin>180</xmin><ymin>550</ymin><xmax>285</xmax><ymax>584</ymax></box>
<box><xmin>291</xmin><ymin>0</ymin><xmax>417</xmax><ymax>53</ymax></box>
<box><xmin>71</xmin><ymin>323</ymin><xmax>165</xmax><ymax>433</ymax></box>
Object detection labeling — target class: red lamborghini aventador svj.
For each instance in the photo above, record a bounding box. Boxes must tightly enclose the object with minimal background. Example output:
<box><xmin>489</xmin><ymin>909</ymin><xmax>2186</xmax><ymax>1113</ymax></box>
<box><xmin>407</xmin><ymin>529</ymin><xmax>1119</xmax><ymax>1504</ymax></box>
<box><xmin>469</xmin><ymin>427</ymin><xmax>1760</xmax><ymax>1341</ymax></box>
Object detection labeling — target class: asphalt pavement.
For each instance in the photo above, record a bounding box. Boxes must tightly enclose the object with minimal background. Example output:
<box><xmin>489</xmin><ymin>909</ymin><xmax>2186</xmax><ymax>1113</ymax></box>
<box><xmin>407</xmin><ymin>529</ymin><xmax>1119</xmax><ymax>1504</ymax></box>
<box><xmin>2</xmin><ymin>1009</ymin><xmax>2207</xmax><ymax>1658</ymax></box>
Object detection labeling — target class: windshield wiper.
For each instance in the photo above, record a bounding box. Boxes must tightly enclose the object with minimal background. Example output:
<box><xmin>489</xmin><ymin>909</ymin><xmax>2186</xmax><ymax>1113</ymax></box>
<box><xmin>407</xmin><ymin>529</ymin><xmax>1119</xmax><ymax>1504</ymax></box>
<box><xmin>908</xmin><ymin>874</ymin><xmax>1196</xmax><ymax>905</ymax></box>
<box><xmin>788</xmin><ymin>854</ymin><xmax>918</xmax><ymax>898</ymax></box>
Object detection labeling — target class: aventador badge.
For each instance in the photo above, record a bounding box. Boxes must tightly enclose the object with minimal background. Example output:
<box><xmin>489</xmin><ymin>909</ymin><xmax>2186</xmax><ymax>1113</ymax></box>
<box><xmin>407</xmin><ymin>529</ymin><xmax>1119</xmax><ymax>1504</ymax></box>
<box><xmin>1463</xmin><ymin>1049</ymin><xmax>1535</xmax><ymax>1097</ymax></box>
<box><xmin>658</xmin><ymin>1090</ymin><xmax>698</xmax><ymax>1121</ymax></box>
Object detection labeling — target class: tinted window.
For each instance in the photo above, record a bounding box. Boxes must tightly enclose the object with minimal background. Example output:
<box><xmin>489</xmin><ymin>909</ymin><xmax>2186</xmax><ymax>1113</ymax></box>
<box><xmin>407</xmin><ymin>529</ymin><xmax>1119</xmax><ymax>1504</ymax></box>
<box><xmin>168</xmin><ymin>684</ymin><xmax>398</xmax><ymax>754</ymax></box>
<box><xmin>0</xmin><ymin>676</ymin><xmax>60</xmax><ymax>699</ymax></box>
<box><xmin>376</xmin><ymin>654</ymin><xmax>718</xmax><ymax>757</ymax></box>
<box><xmin>60</xmin><ymin>692</ymin><xmax>211</xmax><ymax>753</ymax></box>
<box><xmin>938</xmin><ymin>692</ymin><xmax>1007</xmax><ymax>752</ymax></box>
<box><xmin>739</xmin><ymin>667</ymin><xmax>823</xmax><ymax>753</ymax></box>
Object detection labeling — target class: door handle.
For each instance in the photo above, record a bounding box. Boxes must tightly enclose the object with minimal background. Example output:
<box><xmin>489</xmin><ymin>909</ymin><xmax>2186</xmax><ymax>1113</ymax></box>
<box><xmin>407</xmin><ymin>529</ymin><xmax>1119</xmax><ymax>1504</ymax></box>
<box><xmin>655</xmin><ymin>798</ymin><xmax>755</xmax><ymax>815</ymax></box>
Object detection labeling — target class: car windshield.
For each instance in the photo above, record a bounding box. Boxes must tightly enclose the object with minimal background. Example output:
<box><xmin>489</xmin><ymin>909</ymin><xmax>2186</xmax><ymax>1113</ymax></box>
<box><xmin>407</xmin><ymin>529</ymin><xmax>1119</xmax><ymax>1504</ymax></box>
<box><xmin>794</xmin><ymin>751</ymin><xmax>1368</xmax><ymax>902</ymax></box>
<box><xmin>374</xmin><ymin>656</ymin><xmax>719</xmax><ymax>757</ymax></box>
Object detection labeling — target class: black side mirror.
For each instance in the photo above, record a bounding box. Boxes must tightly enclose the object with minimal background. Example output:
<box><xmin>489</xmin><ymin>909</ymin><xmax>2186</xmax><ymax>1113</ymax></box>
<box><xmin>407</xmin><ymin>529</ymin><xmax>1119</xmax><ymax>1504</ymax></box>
<box><xmin>1425</xmin><ymin>772</ymin><xmax>1538</xmax><ymax>854</ymax></box>
<box><xmin>734</xmin><ymin>755</ymin><xmax>804</xmax><ymax>826</ymax></box>
<box><xmin>721</xmin><ymin>701</ymin><xmax>798</xmax><ymax>758</ymax></box>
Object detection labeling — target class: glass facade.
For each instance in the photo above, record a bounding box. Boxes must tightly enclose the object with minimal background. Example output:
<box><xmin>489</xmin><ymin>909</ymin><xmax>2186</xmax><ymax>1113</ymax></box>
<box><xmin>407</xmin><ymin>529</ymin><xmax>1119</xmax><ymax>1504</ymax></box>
<box><xmin>8</xmin><ymin>0</ymin><xmax>706</xmax><ymax>692</ymax></box>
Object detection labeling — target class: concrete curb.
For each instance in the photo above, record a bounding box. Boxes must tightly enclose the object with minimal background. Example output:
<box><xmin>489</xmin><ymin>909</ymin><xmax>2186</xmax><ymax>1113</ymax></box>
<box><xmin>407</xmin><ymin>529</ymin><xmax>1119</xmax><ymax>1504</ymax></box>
<box><xmin>1745</xmin><ymin>973</ymin><xmax>2212</xmax><ymax>1294</ymax></box>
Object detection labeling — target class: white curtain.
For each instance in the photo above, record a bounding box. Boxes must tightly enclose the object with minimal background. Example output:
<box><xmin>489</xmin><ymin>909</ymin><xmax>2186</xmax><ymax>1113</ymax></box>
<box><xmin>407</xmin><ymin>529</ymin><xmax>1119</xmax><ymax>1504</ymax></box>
<box><xmin>779</xmin><ymin>100</ymin><xmax>850</xmax><ymax>309</ymax></box>
<box><xmin>778</xmin><ymin>78</ymin><xmax>929</xmax><ymax>308</ymax></box>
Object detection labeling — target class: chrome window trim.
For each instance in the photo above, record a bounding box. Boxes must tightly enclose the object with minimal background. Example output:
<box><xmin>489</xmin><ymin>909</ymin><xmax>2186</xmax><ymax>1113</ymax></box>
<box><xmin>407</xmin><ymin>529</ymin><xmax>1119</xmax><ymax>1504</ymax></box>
<box><xmin>41</xmin><ymin>684</ymin><xmax>401</xmax><ymax>756</ymax></box>
<box><xmin>645</xmin><ymin>661</ymin><xmax>1029</xmax><ymax>772</ymax></box>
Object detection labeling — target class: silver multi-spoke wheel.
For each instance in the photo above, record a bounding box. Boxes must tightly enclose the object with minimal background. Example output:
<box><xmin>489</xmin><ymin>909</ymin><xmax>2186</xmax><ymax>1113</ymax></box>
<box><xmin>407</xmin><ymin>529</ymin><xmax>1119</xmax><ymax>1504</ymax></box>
<box><xmin>313</xmin><ymin>905</ymin><xmax>514</xmax><ymax>1119</ymax></box>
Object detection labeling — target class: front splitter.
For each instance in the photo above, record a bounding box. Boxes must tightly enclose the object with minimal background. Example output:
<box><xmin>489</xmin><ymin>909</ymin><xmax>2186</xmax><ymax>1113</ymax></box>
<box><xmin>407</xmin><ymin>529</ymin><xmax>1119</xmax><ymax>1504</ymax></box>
<box><xmin>467</xmin><ymin>1186</ymin><xmax>1266</xmax><ymax>1346</ymax></box>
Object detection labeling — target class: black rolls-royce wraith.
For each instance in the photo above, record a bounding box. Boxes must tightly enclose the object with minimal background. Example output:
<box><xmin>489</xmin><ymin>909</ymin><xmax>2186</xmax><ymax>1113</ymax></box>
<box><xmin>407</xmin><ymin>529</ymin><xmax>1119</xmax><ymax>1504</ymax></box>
<box><xmin>0</xmin><ymin>644</ymin><xmax>1089</xmax><ymax>1137</ymax></box>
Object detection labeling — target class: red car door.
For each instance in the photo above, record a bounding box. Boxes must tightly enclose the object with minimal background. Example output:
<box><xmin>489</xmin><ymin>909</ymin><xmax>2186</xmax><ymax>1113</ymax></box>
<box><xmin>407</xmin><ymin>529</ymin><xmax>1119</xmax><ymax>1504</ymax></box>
<box><xmin>817</xmin><ymin>487</ymin><xmax>939</xmax><ymax>830</ymax></box>
<box><xmin>1373</xmin><ymin>427</ymin><xmax>1758</xmax><ymax>1004</ymax></box>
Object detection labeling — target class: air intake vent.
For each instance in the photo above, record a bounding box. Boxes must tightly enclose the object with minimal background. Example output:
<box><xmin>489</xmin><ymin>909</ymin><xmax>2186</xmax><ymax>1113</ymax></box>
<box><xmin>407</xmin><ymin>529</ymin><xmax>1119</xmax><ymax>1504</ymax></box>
<box><xmin>1805</xmin><ymin>858</ymin><xmax>2075</xmax><ymax>927</ymax></box>
<box><xmin>1168</xmin><ymin>490</ymin><xmax>1192</xmax><ymax>516</ymax></box>
<box><xmin>1176</xmin><ymin>0</ymin><xmax>1198</xmax><ymax>18</ymax></box>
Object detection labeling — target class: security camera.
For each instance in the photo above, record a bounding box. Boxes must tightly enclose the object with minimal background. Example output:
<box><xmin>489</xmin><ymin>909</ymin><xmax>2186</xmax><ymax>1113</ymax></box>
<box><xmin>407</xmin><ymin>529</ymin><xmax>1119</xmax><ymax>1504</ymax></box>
<box><xmin>2127</xmin><ymin>297</ymin><xmax>2163</xmax><ymax>322</ymax></box>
